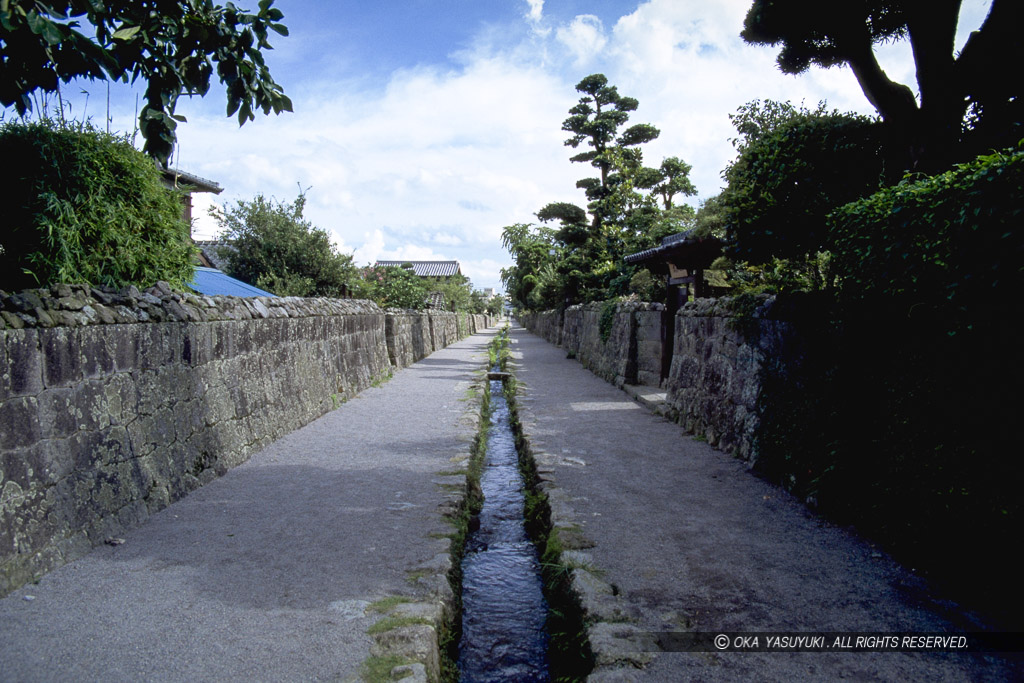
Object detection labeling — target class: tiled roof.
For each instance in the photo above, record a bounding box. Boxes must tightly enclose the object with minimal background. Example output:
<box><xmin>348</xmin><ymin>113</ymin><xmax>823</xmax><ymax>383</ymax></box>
<box><xmin>195</xmin><ymin>240</ymin><xmax>234</xmax><ymax>271</ymax></box>
<box><xmin>162</xmin><ymin>169</ymin><xmax>223</xmax><ymax>194</ymax></box>
<box><xmin>189</xmin><ymin>267</ymin><xmax>275</xmax><ymax>298</ymax></box>
<box><xmin>425</xmin><ymin>291</ymin><xmax>447</xmax><ymax>309</ymax></box>
<box><xmin>374</xmin><ymin>260</ymin><xmax>461</xmax><ymax>278</ymax></box>
<box><xmin>624</xmin><ymin>231</ymin><xmax>697</xmax><ymax>263</ymax></box>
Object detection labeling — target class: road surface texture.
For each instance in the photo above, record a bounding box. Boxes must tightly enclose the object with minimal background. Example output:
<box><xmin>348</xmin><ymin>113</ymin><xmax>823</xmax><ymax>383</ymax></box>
<box><xmin>509</xmin><ymin>323</ymin><xmax>1021</xmax><ymax>682</ymax></box>
<box><xmin>0</xmin><ymin>327</ymin><xmax>498</xmax><ymax>682</ymax></box>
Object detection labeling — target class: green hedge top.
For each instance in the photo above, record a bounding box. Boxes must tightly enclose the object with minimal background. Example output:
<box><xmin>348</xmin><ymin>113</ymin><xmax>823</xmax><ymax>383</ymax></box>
<box><xmin>0</xmin><ymin>119</ymin><xmax>196</xmax><ymax>291</ymax></box>
<box><xmin>828</xmin><ymin>146</ymin><xmax>1024</xmax><ymax>324</ymax></box>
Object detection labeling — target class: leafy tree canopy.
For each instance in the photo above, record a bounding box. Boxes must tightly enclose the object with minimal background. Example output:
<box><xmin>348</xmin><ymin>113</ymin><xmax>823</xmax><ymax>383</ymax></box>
<box><xmin>741</xmin><ymin>0</ymin><xmax>1023</xmax><ymax>170</ymax></box>
<box><xmin>356</xmin><ymin>264</ymin><xmax>429</xmax><ymax>310</ymax></box>
<box><xmin>721</xmin><ymin>100</ymin><xmax>894</xmax><ymax>267</ymax></box>
<box><xmin>504</xmin><ymin>75</ymin><xmax>700</xmax><ymax>309</ymax></box>
<box><xmin>213</xmin><ymin>191</ymin><xmax>356</xmax><ymax>298</ymax></box>
<box><xmin>0</xmin><ymin>0</ymin><xmax>292</xmax><ymax>165</ymax></box>
<box><xmin>560</xmin><ymin>73</ymin><xmax>661</xmax><ymax>221</ymax></box>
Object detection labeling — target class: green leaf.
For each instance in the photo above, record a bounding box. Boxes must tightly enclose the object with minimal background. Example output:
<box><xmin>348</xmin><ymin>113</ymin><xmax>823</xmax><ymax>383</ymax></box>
<box><xmin>112</xmin><ymin>25</ymin><xmax>141</xmax><ymax>40</ymax></box>
<box><xmin>270</xmin><ymin>23</ymin><xmax>288</xmax><ymax>36</ymax></box>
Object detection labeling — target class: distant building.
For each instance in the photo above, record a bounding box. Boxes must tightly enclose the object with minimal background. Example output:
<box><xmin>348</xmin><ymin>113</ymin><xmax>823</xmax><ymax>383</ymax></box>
<box><xmin>159</xmin><ymin>169</ymin><xmax>272</xmax><ymax>298</ymax></box>
<box><xmin>374</xmin><ymin>260</ymin><xmax>462</xmax><ymax>279</ymax></box>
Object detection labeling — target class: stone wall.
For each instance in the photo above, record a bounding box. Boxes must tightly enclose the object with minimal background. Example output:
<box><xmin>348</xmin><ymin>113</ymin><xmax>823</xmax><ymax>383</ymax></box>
<box><xmin>0</xmin><ymin>283</ymin><xmax>492</xmax><ymax>596</ymax></box>
<box><xmin>521</xmin><ymin>301</ymin><xmax>665</xmax><ymax>388</ymax></box>
<box><xmin>634</xmin><ymin>306</ymin><xmax>664</xmax><ymax>387</ymax></box>
<box><xmin>520</xmin><ymin>310</ymin><xmax>563</xmax><ymax>346</ymax></box>
<box><xmin>664</xmin><ymin>296</ymin><xmax>809</xmax><ymax>462</ymax></box>
<box><xmin>520</xmin><ymin>296</ymin><xmax>798</xmax><ymax>461</ymax></box>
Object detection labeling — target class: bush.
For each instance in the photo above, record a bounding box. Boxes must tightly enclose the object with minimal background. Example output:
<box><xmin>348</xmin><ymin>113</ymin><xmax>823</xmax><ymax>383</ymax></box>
<box><xmin>722</xmin><ymin>102</ymin><xmax>895</xmax><ymax>265</ymax></box>
<box><xmin>750</xmin><ymin>149</ymin><xmax>1024</xmax><ymax>621</ymax></box>
<box><xmin>213</xmin><ymin>192</ymin><xmax>356</xmax><ymax>298</ymax></box>
<box><xmin>0</xmin><ymin>119</ymin><xmax>195</xmax><ymax>290</ymax></box>
<box><xmin>828</xmin><ymin>145</ymin><xmax>1024</xmax><ymax>328</ymax></box>
<box><xmin>359</xmin><ymin>264</ymin><xmax>429</xmax><ymax>309</ymax></box>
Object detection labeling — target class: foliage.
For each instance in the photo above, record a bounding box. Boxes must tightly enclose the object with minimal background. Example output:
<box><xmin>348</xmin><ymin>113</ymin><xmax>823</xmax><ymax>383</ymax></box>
<box><xmin>358</xmin><ymin>264</ymin><xmax>429</xmax><ymax>310</ymax></box>
<box><xmin>0</xmin><ymin>0</ymin><xmax>292</xmax><ymax>165</ymax></box>
<box><xmin>598</xmin><ymin>298</ymin><xmax>619</xmax><ymax>344</ymax></box>
<box><xmin>828</xmin><ymin>145</ymin><xmax>1024</xmax><ymax>327</ymax></box>
<box><xmin>741</xmin><ymin>0</ymin><xmax>1023</xmax><ymax>171</ymax></box>
<box><xmin>721</xmin><ymin>100</ymin><xmax>894</xmax><ymax>267</ymax></box>
<box><xmin>693</xmin><ymin>193</ymin><xmax>726</xmax><ymax>239</ymax></box>
<box><xmin>429</xmin><ymin>273</ymin><xmax>474</xmax><ymax>312</ymax></box>
<box><xmin>562</xmin><ymin>72</ymin><xmax>660</xmax><ymax>212</ymax></box>
<box><xmin>484</xmin><ymin>294</ymin><xmax>503</xmax><ymax>317</ymax></box>
<box><xmin>649</xmin><ymin>156</ymin><xmax>697</xmax><ymax>210</ymax></box>
<box><xmin>213</xmin><ymin>192</ymin><xmax>356</xmax><ymax>298</ymax></box>
<box><xmin>742</xmin><ymin>147</ymin><xmax>1024</xmax><ymax>621</ymax></box>
<box><xmin>0</xmin><ymin>118</ymin><xmax>195</xmax><ymax>290</ymax></box>
<box><xmin>503</xmin><ymin>74</ymin><xmax>699</xmax><ymax>310</ymax></box>
<box><xmin>500</xmin><ymin>222</ymin><xmax>560</xmax><ymax>310</ymax></box>
<box><xmin>627</xmin><ymin>268</ymin><xmax>663</xmax><ymax>303</ymax></box>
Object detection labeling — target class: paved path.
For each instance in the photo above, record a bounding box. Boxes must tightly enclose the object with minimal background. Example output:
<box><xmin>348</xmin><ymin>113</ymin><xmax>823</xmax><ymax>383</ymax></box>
<box><xmin>509</xmin><ymin>324</ymin><xmax>1020</xmax><ymax>681</ymax></box>
<box><xmin>0</xmin><ymin>328</ymin><xmax>497</xmax><ymax>682</ymax></box>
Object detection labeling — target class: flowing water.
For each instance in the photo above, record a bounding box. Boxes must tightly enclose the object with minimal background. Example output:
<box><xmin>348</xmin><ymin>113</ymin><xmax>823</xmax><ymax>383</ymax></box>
<box><xmin>457</xmin><ymin>374</ymin><xmax>549</xmax><ymax>682</ymax></box>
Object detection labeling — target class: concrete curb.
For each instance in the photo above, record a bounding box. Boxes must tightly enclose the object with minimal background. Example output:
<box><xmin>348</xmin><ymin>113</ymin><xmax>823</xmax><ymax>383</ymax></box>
<box><xmin>509</xmin><ymin>342</ymin><xmax>648</xmax><ymax>681</ymax></box>
<box><xmin>360</xmin><ymin>367</ymin><xmax>486</xmax><ymax>682</ymax></box>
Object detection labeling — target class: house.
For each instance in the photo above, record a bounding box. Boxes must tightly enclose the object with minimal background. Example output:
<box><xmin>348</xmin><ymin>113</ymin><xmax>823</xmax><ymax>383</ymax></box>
<box><xmin>194</xmin><ymin>239</ymin><xmax>233</xmax><ymax>270</ymax></box>
<box><xmin>373</xmin><ymin>260</ymin><xmax>462</xmax><ymax>278</ymax></box>
<box><xmin>624</xmin><ymin>230</ymin><xmax>724</xmax><ymax>382</ymax></box>
<box><xmin>158</xmin><ymin>169</ymin><xmax>273</xmax><ymax>298</ymax></box>
<box><xmin>373</xmin><ymin>260</ymin><xmax>464</xmax><ymax>309</ymax></box>
<box><xmin>624</xmin><ymin>230</ymin><xmax>724</xmax><ymax>301</ymax></box>
<box><xmin>160</xmin><ymin>168</ymin><xmax>223</xmax><ymax>229</ymax></box>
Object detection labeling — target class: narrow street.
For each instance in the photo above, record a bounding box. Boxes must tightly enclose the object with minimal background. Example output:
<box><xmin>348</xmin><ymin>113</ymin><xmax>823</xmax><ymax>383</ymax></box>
<box><xmin>0</xmin><ymin>322</ymin><xmax>1018</xmax><ymax>681</ymax></box>
<box><xmin>509</xmin><ymin>323</ymin><xmax>1020</xmax><ymax>681</ymax></box>
<box><xmin>0</xmin><ymin>329</ymin><xmax>496</xmax><ymax>681</ymax></box>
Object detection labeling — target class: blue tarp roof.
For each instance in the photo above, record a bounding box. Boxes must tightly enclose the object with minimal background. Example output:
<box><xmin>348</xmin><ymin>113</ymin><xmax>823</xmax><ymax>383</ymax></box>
<box><xmin>189</xmin><ymin>267</ymin><xmax>275</xmax><ymax>298</ymax></box>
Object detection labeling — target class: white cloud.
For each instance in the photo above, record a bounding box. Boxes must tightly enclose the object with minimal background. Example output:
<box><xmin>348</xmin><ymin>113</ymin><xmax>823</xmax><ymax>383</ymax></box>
<box><xmin>556</xmin><ymin>15</ymin><xmax>608</xmax><ymax>66</ymax></box>
<box><xmin>168</xmin><ymin>52</ymin><xmax>579</xmax><ymax>290</ymax></box>
<box><xmin>159</xmin><ymin>0</ymin><xmax>988</xmax><ymax>291</ymax></box>
<box><xmin>524</xmin><ymin>0</ymin><xmax>544</xmax><ymax>24</ymax></box>
<box><xmin>594</xmin><ymin>0</ymin><xmax>900</xmax><ymax>201</ymax></box>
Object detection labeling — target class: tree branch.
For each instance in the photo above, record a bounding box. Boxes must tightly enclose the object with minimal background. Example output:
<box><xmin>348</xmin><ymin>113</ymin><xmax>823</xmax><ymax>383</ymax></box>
<box><xmin>845</xmin><ymin>39</ymin><xmax>918</xmax><ymax>126</ymax></box>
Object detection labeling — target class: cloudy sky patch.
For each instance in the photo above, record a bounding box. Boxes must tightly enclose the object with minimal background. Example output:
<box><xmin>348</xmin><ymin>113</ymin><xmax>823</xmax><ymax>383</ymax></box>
<box><xmin>14</xmin><ymin>0</ymin><xmax>994</xmax><ymax>292</ymax></box>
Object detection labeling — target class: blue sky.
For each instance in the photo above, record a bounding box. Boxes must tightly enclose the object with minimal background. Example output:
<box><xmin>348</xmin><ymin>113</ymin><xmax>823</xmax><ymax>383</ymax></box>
<box><xmin>7</xmin><ymin>0</ymin><xmax>994</xmax><ymax>292</ymax></box>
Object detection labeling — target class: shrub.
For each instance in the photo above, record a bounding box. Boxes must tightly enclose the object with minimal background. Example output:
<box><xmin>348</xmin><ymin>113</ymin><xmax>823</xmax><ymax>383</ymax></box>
<box><xmin>722</xmin><ymin>102</ymin><xmax>895</xmax><ymax>266</ymax></box>
<box><xmin>213</xmin><ymin>192</ymin><xmax>357</xmax><ymax>298</ymax></box>
<box><xmin>0</xmin><ymin>119</ymin><xmax>195</xmax><ymax>290</ymax></box>
<box><xmin>828</xmin><ymin>145</ymin><xmax>1024</xmax><ymax>328</ymax></box>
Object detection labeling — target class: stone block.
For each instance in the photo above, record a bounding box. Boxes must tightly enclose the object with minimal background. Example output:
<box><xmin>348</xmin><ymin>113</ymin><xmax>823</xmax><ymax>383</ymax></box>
<box><xmin>79</xmin><ymin>327</ymin><xmax>115</xmax><ymax>378</ymax></box>
<box><xmin>42</xmin><ymin>327</ymin><xmax>82</xmax><ymax>388</ymax></box>
<box><xmin>0</xmin><ymin>397</ymin><xmax>41</xmax><ymax>450</ymax></box>
<box><xmin>3</xmin><ymin>330</ymin><xmax>44</xmax><ymax>399</ymax></box>
<box><xmin>38</xmin><ymin>387</ymin><xmax>78</xmax><ymax>439</ymax></box>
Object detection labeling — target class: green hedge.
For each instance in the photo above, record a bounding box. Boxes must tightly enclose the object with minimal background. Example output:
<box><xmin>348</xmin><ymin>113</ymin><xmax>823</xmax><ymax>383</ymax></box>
<box><xmin>0</xmin><ymin>120</ymin><xmax>196</xmax><ymax>291</ymax></box>
<box><xmin>750</xmin><ymin>152</ymin><xmax>1023</xmax><ymax>624</ymax></box>
<box><xmin>828</xmin><ymin>146</ymin><xmax>1024</xmax><ymax>325</ymax></box>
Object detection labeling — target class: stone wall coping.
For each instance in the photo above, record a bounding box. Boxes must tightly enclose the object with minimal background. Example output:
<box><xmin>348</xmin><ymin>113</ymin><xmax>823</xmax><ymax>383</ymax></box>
<box><xmin>0</xmin><ymin>282</ymin><xmax>385</xmax><ymax>330</ymax></box>
<box><xmin>533</xmin><ymin>299</ymin><xmax>666</xmax><ymax>315</ymax></box>
<box><xmin>678</xmin><ymin>293</ymin><xmax>833</xmax><ymax>322</ymax></box>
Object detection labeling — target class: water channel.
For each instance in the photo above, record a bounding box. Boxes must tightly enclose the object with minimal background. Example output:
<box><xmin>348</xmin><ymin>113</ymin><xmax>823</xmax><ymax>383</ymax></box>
<box><xmin>457</xmin><ymin>370</ymin><xmax>549</xmax><ymax>682</ymax></box>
